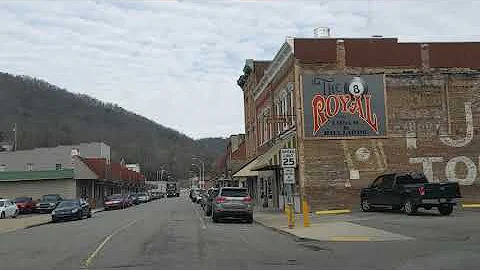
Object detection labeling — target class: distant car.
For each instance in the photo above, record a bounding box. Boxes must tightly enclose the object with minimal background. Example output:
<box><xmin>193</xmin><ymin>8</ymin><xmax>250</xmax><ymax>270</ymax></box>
<box><xmin>52</xmin><ymin>199</ymin><xmax>91</xmax><ymax>222</ymax></box>
<box><xmin>204</xmin><ymin>188</ymin><xmax>219</xmax><ymax>216</ymax></box>
<box><xmin>129</xmin><ymin>193</ymin><xmax>140</xmax><ymax>205</ymax></box>
<box><xmin>0</xmin><ymin>199</ymin><xmax>19</xmax><ymax>219</ymax></box>
<box><xmin>137</xmin><ymin>192</ymin><xmax>150</xmax><ymax>203</ymax></box>
<box><xmin>212</xmin><ymin>187</ymin><xmax>253</xmax><ymax>223</ymax></box>
<box><xmin>36</xmin><ymin>194</ymin><xmax>63</xmax><ymax>213</ymax></box>
<box><xmin>104</xmin><ymin>194</ymin><xmax>128</xmax><ymax>210</ymax></box>
<box><xmin>195</xmin><ymin>189</ymin><xmax>206</xmax><ymax>204</ymax></box>
<box><xmin>14</xmin><ymin>197</ymin><xmax>36</xmax><ymax>214</ymax></box>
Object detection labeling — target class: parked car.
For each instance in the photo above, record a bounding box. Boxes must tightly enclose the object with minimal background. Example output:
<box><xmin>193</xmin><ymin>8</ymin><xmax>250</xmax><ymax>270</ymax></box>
<box><xmin>212</xmin><ymin>187</ymin><xmax>253</xmax><ymax>223</ymax></box>
<box><xmin>0</xmin><ymin>199</ymin><xmax>19</xmax><ymax>219</ymax></box>
<box><xmin>189</xmin><ymin>188</ymin><xmax>198</xmax><ymax>202</ymax></box>
<box><xmin>360</xmin><ymin>172</ymin><xmax>462</xmax><ymax>215</ymax></box>
<box><xmin>52</xmin><ymin>199</ymin><xmax>91</xmax><ymax>222</ymax></box>
<box><xmin>124</xmin><ymin>194</ymin><xmax>134</xmax><ymax>207</ymax></box>
<box><xmin>35</xmin><ymin>194</ymin><xmax>63</xmax><ymax>213</ymax></box>
<box><xmin>14</xmin><ymin>197</ymin><xmax>36</xmax><ymax>214</ymax></box>
<box><xmin>195</xmin><ymin>189</ymin><xmax>206</xmax><ymax>204</ymax></box>
<box><xmin>129</xmin><ymin>193</ymin><xmax>140</xmax><ymax>205</ymax></box>
<box><xmin>137</xmin><ymin>192</ymin><xmax>150</xmax><ymax>203</ymax></box>
<box><xmin>150</xmin><ymin>191</ymin><xmax>163</xmax><ymax>200</ymax></box>
<box><xmin>204</xmin><ymin>188</ymin><xmax>219</xmax><ymax>216</ymax></box>
<box><xmin>104</xmin><ymin>194</ymin><xmax>128</xmax><ymax>210</ymax></box>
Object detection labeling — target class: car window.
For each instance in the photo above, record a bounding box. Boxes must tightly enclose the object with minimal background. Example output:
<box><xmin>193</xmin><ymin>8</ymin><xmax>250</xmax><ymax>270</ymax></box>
<box><xmin>0</xmin><ymin>201</ymin><xmax>4</xmax><ymax>207</ymax></box>
<box><xmin>14</xmin><ymin>197</ymin><xmax>31</xmax><ymax>203</ymax></box>
<box><xmin>371</xmin><ymin>176</ymin><xmax>384</xmax><ymax>188</ymax></box>
<box><xmin>397</xmin><ymin>175</ymin><xmax>428</xmax><ymax>185</ymax></box>
<box><xmin>379</xmin><ymin>174</ymin><xmax>395</xmax><ymax>189</ymax></box>
<box><xmin>58</xmin><ymin>201</ymin><xmax>79</xmax><ymax>208</ymax></box>
<box><xmin>220</xmin><ymin>188</ymin><xmax>248</xmax><ymax>197</ymax></box>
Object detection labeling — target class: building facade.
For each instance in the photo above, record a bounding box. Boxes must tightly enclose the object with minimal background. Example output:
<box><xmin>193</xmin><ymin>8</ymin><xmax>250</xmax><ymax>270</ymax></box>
<box><xmin>237</xmin><ymin>36</ymin><xmax>480</xmax><ymax>211</ymax></box>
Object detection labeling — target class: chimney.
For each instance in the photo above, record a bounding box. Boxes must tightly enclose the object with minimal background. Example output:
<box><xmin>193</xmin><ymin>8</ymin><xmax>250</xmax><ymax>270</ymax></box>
<box><xmin>314</xmin><ymin>27</ymin><xmax>330</xmax><ymax>38</ymax></box>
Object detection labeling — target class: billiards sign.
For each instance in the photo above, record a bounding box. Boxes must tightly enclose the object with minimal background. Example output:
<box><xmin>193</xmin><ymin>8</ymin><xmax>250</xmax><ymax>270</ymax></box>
<box><xmin>303</xmin><ymin>74</ymin><xmax>387</xmax><ymax>138</ymax></box>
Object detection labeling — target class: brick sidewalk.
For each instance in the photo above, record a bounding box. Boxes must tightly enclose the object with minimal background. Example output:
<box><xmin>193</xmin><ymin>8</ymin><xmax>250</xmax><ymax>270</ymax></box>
<box><xmin>0</xmin><ymin>215</ymin><xmax>51</xmax><ymax>235</ymax></box>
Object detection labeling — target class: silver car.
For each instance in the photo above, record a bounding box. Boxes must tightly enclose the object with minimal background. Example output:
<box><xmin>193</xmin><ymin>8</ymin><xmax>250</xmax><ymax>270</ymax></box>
<box><xmin>212</xmin><ymin>187</ymin><xmax>253</xmax><ymax>223</ymax></box>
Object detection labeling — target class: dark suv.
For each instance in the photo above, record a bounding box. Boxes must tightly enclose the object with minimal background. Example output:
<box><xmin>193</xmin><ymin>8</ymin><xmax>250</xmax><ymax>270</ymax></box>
<box><xmin>36</xmin><ymin>194</ymin><xmax>63</xmax><ymax>213</ymax></box>
<box><xmin>212</xmin><ymin>187</ymin><xmax>253</xmax><ymax>223</ymax></box>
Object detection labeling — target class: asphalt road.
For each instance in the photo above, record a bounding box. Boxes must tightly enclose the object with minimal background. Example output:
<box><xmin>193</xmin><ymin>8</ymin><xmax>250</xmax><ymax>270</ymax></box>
<box><xmin>0</xmin><ymin>193</ymin><xmax>479</xmax><ymax>270</ymax></box>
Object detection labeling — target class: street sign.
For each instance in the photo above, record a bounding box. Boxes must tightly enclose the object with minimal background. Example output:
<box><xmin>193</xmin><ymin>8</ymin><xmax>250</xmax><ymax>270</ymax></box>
<box><xmin>283</xmin><ymin>168</ymin><xmax>295</xmax><ymax>184</ymax></box>
<box><xmin>281</xmin><ymin>148</ymin><xmax>296</xmax><ymax>168</ymax></box>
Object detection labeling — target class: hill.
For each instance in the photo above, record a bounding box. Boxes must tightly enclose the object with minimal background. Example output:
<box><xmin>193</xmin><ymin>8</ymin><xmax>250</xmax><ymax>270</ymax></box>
<box><xmin>0</xmin><ymin>72</ymin><xmax>227</xmax><ymax>179</ymax></box>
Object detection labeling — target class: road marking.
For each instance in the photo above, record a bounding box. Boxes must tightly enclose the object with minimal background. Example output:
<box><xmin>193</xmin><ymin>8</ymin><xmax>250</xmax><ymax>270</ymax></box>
<box><xmin>315</xmin><ymin>209</ymin><xmax>351</xmax><ymax>215</ymax></box>
<box><xmin>192</xmin><ymin>205</ymin><xmax>207</xmax><ymax>229</ymax></box>
<box><xmin>462</xmin><ymin>204</ymin><xmax>480</xmax><ymax>208</ymax></box>
<box><xmin>329</xmin><ymin>236</ymin><xmax>371</xmax><ymax>241</ymax></box>
<box><xmin>83</xmin><ymin>219</ymin><xmax>139</xmax><ymax>268</ymax></box>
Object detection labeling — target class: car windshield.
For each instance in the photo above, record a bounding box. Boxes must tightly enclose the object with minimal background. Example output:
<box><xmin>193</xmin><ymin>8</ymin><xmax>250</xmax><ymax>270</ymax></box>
<box><xmin>220</xmin><ymin>189</ymin><xmax>248</xmax><ymax>197</ymax></box>
<box><xmin>14</xmin><ymin>197</ymin><xmax>31</xmax><ymax>203</ymax></box>
<box><xmin>57</xmin><ymin>201</ymin><xmax>79</xmax><ymax>208</ymax></box>
<box><xmin>42</xmin><ymin>195</ymin><xmax>58</xmax><ymax>201</ymax></box>
<box><xmin>0</xmin><ymin>201</ymin><xmax>4</xmax><ymax>207</ymax></box>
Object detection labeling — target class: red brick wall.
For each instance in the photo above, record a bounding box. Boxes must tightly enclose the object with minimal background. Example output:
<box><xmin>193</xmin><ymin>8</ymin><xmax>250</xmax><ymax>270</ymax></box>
<box><xmin>299</xmin><ymin>72</ymin><xmax>480</xmax><ymax>211</ymax></box>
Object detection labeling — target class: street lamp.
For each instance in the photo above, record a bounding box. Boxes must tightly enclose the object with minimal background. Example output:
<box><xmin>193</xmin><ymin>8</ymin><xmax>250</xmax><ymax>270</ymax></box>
<box><xmin>192</xmin><ymin>163</ymin><xmax>202</xmax><ymax>188</ymax></box>
<box><xmin>192</xmin><ymin>157</ymin><xmax>205</xmax><ymax>185</ymax></box>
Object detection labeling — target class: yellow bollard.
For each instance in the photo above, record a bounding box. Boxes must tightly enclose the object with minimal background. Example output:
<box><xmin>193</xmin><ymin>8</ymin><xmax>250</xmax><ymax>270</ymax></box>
<box><xmin>287</xmin><ymin>204</ymin><xmax>294</xmax><ymax>229</ymax></box>
<box><xmin>303</xmin><ymin>201</ymin><xmax>310</xmax><ymax>227</ymax></box>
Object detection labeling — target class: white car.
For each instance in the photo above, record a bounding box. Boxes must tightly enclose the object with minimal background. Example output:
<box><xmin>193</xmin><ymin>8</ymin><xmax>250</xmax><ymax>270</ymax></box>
<box><xmin>0</xmin><ymin>199</ymin><xmax>19</xmax><ymax>219</ymax></box>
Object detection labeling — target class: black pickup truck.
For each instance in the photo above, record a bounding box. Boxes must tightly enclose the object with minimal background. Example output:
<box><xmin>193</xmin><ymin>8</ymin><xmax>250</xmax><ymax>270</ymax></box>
<box><xmin>360</xmin><ymin>172</ymin><xmax>462</xmax><ymax>215</ymax></box>
<box><xmin>35</xmin><ymin>194</ymin><xmax>64</xmax><ymax>213</ymax></box>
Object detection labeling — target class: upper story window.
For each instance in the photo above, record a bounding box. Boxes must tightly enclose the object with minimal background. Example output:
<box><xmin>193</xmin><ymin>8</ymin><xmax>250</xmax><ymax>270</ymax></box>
<box><xmin>0</xmin><ymin>164</ymin><xmax>6</xmax><ymax>172</ymax></box>
<box><xmin>26</xmin><ymin>163</ymin><xmax>34</xmax><ymax>171</ymax></box>
<box><xmin>56</xmin><ymin>163</ymin><xmax>62</xmax><ymax>170</ymax></box>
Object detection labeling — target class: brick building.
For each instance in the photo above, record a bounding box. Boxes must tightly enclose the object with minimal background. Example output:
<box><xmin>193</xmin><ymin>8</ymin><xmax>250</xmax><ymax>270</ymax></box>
<box><xmin>236</xmin><ymin>36</ymin><xmax>480</xmax><ymax>211</ymax></box>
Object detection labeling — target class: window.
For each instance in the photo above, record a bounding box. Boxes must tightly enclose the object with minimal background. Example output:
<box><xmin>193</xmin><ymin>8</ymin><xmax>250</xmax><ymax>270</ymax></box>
<box><xmin>371</xmin><ymin>176</ymin><xmax>384</xmax><ymax>188</ymax></box>
<box><xmin>0</xmin><ymin>164</ymin><xmax>6</xmax><ymax>172</ymax></box>
<box><xmin>380</xmin><ymin>174</ymin><xmax>395</xmax><ymax>189</ymax></box>
<box><xmin>26</xmin><ymin>163</ymin><xmax>33</xmax><ymax>171</ymax></box>
<box><xmin>55</xmin><ymin>163</ymin><xmax>62</xmax><ymax>170</ymax></box>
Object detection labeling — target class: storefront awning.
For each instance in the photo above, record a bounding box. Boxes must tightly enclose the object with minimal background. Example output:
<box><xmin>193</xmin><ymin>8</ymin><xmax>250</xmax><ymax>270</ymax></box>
<box><xmin>251</xmin><ymin>136</ymin><xmax>295</xmax><ymax>171</ymax></box>
<box><xmin>232</xmin><ymin>159</ymin><xmax>259</xmax><ymax>178</ymax></box>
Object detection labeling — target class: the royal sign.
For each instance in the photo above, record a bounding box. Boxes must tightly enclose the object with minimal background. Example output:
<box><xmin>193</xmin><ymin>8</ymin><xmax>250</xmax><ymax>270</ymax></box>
<box><xmin>303</xmin><ymin>74</ymin><xmax>386</xmax><ymax>138</ymax></box>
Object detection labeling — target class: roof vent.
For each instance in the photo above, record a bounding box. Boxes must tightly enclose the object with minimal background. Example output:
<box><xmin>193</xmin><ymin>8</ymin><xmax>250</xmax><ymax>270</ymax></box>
<box><xmin>314</xmin><ymin>27</ymin><xmax>330</xmax><ymax>38</ymax></box>
<box><xmin>372</xmin><ymin>35</ymin><xmax>383</xmax><ymax>38</ymax></box>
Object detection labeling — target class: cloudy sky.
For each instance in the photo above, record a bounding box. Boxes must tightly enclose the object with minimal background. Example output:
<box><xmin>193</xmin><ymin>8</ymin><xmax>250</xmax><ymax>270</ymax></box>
<box><xmin>1</xmin><ymin>1</ymin><xmax>479</xmax><ymax>139</ymax></box>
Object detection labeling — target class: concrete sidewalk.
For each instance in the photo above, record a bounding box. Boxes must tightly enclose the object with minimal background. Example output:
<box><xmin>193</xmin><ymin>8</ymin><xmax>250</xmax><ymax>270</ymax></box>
<box><xmin>254</xmin><ymin>211</ymin><xmax>413</xmax><ymax>242</ymax></box>
<box><xmin>0</xmin><ymin>214</ymin><xmax>51</xmax><ymax>234</ymax></box>
<box><xmin>0</xmin><ymin>207</ymin><xmax>105</xmax><ymax>235</ymax></box>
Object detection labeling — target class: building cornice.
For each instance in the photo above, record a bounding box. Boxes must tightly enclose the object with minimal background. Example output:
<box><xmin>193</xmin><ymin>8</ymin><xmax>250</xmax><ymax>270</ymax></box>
<box><xmin>253</xmin><ymin>41</ymin><xmax>293</xmax><ymax>100</ymax></box>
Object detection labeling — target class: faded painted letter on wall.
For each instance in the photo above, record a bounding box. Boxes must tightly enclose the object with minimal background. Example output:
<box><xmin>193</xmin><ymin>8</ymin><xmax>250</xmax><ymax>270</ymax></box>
<box><xmin>303</xmin><ymin>74</ymin><xmax>387</xmax><ymax>138</ymax></box>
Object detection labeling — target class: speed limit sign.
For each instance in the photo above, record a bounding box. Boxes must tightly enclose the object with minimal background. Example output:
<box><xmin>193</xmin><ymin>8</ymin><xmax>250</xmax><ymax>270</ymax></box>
<box><xmin>281</xmin><ymin>148</ymin><xmax>296</xmax><ymax>168</ymax></box>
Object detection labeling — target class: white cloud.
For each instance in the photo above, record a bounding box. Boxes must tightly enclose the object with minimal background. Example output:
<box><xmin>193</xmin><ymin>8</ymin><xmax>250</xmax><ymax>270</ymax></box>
<box><xmin>0</xmin><ymin>0</ymin><xmax>479</xmax><ymax>139</ymax></box>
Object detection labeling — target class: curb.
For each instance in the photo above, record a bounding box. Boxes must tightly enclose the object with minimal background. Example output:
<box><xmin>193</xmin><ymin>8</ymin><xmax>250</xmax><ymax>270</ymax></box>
<box><xmin>24</xmin><ymin>220</ymin><xmax>52</xmax><ymax>229</ymax></box>
<box><xmin>462</xmin><ymin>204</ymin><xmax>480</xmax><ymax>208</ymax></box>
<box><xmin>315</xmin><ymin>209</ymin><xmax>352</xmax><ymax>215</ymax></box>
<box><xmin>254</xmin><ymin>219</ymin><xmax>321</xmax><ymax>243</ymax></box>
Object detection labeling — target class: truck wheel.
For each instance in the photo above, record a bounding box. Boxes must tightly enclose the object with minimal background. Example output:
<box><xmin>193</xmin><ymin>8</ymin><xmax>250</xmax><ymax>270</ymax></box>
<box><xmin>360</xmin><ymin>199</ymin><xmax>372</xmax><ymax>212</ymax></box>
<box><xmin>404</xmin><ymin>200</ymin><xmax>417</xmax><ymax>215</ymax></box>
<box><xmin>438</xmin><ymin>205</ymin><xmax>453</xmax><ymax>216</ymax></box>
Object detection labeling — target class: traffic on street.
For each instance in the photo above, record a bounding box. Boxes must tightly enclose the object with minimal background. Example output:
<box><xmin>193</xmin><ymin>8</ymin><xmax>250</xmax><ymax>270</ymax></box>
<box><xmin>1</xmin><ymin>191</ymin><xmax>480</xmax><ymax>269</ymax></box>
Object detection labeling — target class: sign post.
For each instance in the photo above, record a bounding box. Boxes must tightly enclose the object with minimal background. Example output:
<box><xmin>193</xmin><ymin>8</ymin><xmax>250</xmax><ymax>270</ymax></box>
<box><xmin>281</xmin><ymin>149</ymin><xmax>296</xmax><ymax>229</ymax></box>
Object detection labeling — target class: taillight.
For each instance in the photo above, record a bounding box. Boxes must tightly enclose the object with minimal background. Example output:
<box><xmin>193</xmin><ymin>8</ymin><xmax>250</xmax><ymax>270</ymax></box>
<box><xmin>243</xmin><ymin>196</ymin><xmax>253</xmax><ymax>203</ymax></box>
<box><xmin>215</xmin><ymin>197</ymin><xmax>226</xmax><ymax>203</ymax></box>
<box><xmin>418</xmin><ymin>186</ymin><xmax>425</xmax><ymax>196</ymax></box>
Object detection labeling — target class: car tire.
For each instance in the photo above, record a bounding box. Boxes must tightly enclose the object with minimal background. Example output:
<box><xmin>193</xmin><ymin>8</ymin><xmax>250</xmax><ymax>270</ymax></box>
<box><xmin>12</xmin><ymin>210</ymin><xmax>19</xmax><ymax>218</ymax></box>
<box><xmin>212</xmin><ymin>213</ymin><xmax>219</xmax><ymax>223</ymax></box>
<box><xmin>438</xmin><ymin>205</ymin><xmax>453</xmax><ymax>216</ymax></box>
<box><xmin>360</xmin><ymin>199</ymin><xmax>372</xmax><ymax>212</ymax></box>
<box><xmin>87</xmin><ymin>211</ymin><xmax>92</xmax><ymax>218</ymax></box>
<box><xmin>404</xmin><ymin>200</ymin><xmax>417</xmax><ymax>215</ymax></box>
<box><xmin>246</xmin><ymin>215</ymin><xmax>253</xmax><ymax>224</ymax></box>
<box><xmin>77</xmin><ymin>212</ymin><xmax>83</xmax><ymax>220</ymax></box>
<box><xmin>0</xmin><ymin>211</ymin><xmax>4</xmax><ymax>219</ymax></box>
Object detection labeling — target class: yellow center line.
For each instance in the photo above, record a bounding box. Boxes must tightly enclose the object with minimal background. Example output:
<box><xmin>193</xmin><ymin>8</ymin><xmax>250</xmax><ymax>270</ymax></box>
<box><xmin>83</xmin><ymin>218</ymin><xmax>141</xmax><ymax>268</ymax></box>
